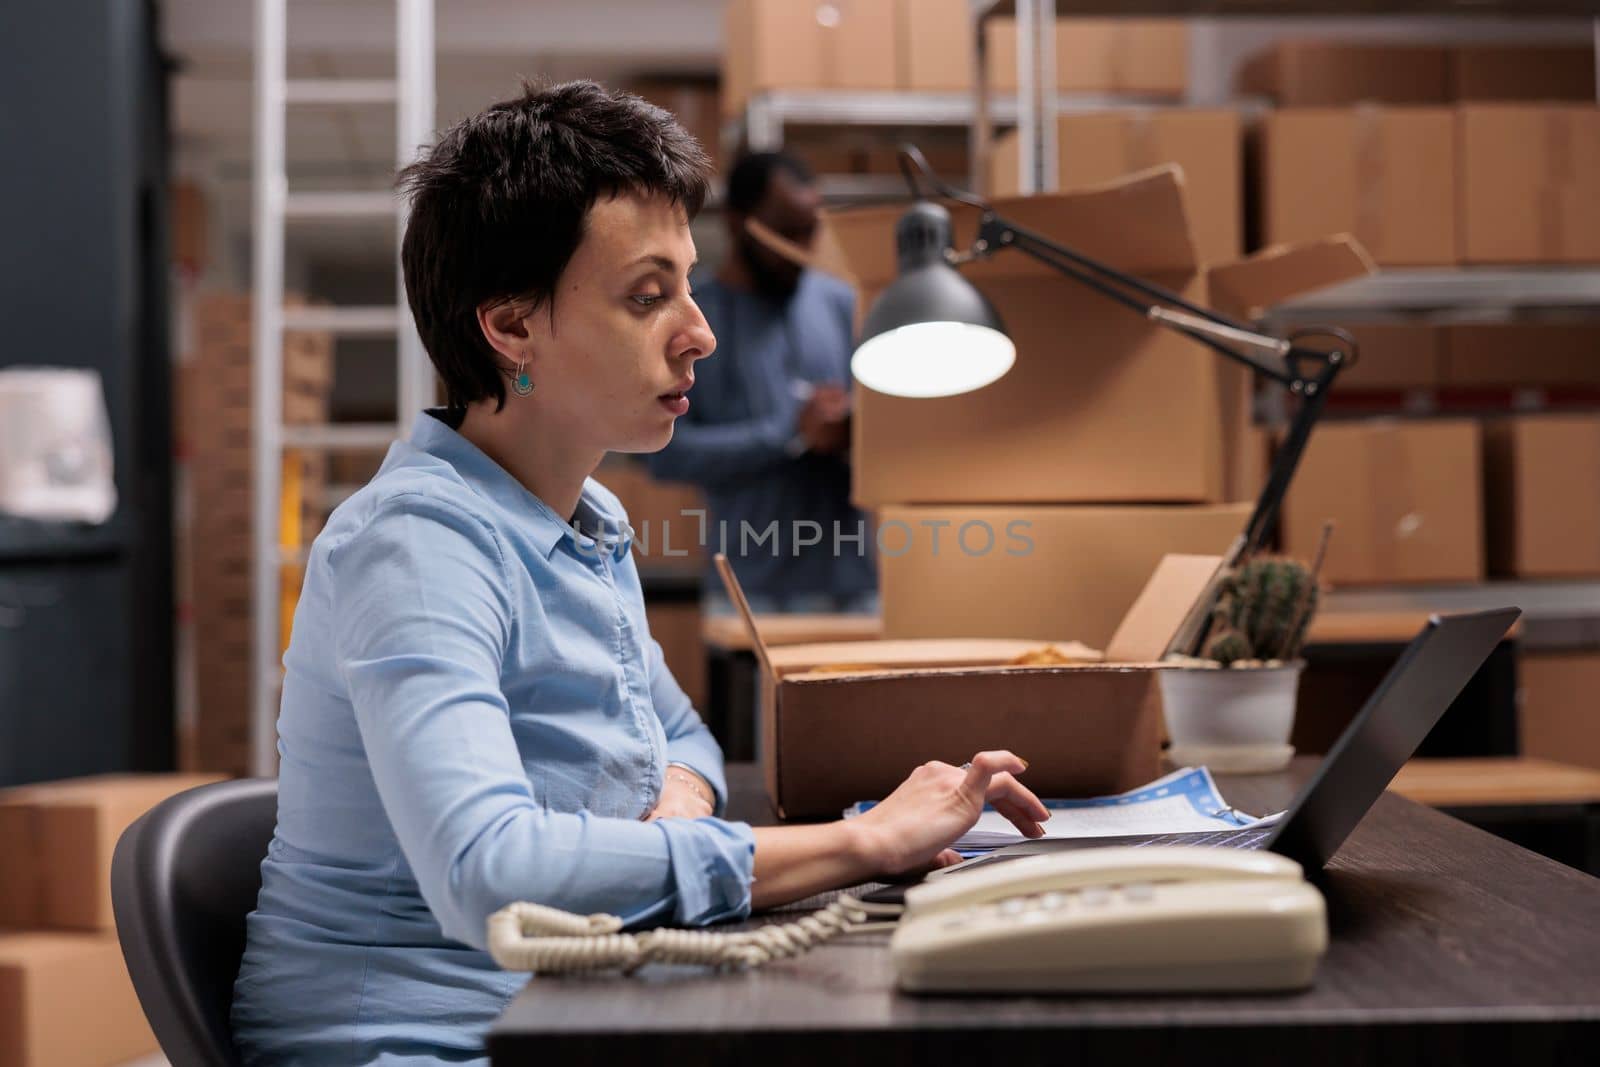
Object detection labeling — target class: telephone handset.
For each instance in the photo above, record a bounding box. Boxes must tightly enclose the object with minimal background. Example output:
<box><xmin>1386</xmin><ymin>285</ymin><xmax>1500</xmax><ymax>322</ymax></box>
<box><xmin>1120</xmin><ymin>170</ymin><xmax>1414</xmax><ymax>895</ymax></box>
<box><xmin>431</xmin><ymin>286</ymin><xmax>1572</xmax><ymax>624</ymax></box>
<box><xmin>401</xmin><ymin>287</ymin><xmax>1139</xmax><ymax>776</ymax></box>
<box><xmin>891</xmin><ymin>846</ymin><xmax>1327</xmax><ymax>993</ymax></box>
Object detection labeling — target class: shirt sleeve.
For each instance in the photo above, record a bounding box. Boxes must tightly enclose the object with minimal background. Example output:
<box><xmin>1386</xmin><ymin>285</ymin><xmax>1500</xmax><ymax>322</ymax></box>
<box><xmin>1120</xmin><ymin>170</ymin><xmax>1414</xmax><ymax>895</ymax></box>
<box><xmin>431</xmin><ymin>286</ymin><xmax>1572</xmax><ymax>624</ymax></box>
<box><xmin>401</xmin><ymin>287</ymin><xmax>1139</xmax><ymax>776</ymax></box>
<box><xmin>645</xmin><ymin>410</ymin><xmax>795</xmax><ymax>489</ymax></box>
<box><xmin>332</xmin><ymin>492</ymin><xmax>754</xmax><ymax>952</ymax></box>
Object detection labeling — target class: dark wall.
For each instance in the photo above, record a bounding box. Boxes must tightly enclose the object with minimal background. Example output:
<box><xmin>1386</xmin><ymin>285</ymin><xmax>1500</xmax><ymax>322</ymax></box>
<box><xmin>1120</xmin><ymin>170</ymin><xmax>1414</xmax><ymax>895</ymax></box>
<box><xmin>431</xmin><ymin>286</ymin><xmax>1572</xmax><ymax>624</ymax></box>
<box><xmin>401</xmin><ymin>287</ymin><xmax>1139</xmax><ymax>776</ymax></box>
<box><xmin>0</xmin><ymin>0</ymin><xmax>174</xmax><ymax>785</ymax></box>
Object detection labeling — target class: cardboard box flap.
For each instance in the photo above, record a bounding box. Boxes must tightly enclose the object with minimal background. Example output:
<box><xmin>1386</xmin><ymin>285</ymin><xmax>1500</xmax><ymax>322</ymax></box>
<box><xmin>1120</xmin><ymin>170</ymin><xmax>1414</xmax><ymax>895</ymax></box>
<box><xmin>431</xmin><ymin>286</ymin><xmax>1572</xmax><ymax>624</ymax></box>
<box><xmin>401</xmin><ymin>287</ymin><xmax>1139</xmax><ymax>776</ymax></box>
<box><xmin>766</xmin><ymin>637</ymin><xmax>1103</xmax><ymax>676</ymax></box>
<box><xmin>815</xmin><ymin>164</ymin><xmax>1201</xmax><ymax>291</ymax></box>
<box><xmin>1104</xmin><ymin>552</ymin><xmax>1231</xmax><ymax>663</ymax></box>
<box><xmin>1208</xmin><ymin>235</ymin><xmax>1376</xmax><ymax>321</ymax></box>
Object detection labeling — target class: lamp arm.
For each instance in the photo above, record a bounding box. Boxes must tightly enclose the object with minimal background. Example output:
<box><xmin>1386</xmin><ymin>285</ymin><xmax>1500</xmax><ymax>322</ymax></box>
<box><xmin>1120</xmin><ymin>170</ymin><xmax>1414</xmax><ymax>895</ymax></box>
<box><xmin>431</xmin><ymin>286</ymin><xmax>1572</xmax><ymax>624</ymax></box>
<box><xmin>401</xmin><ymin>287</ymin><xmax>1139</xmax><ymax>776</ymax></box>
<box><xmin>968</xmin><ymin>212</ymin><xmax>1358</xmax><ymax>557</ymax></box>
<box><xmin>978</xmin><ymin>218</ymin><xmax>1304</xmax><ymax>387</ymax></box>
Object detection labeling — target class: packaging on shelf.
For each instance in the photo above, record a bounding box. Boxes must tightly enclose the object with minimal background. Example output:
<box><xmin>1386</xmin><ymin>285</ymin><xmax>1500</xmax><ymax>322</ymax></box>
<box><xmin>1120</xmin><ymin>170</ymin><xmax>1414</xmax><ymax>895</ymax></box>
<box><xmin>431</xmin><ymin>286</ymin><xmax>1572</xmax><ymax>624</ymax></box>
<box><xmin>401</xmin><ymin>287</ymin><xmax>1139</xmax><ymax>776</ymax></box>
<box><xmin>1483</xmin><ymin>415</ymin><xmax>1600</xmax><ymax>579</ymax></box>
<box><xmin>1253</xmin><ymin>107</ymin><xmax>1458</xmax><ymax>266</ymax></box>
<box><xmin>1456</xmin><ymin>105</ymin><xmax>1600</xmax><ymax>265</ymax></box>
<box><xmin>1281</xmin><ymin>418</ymin><xmax>1483</xmax><ymax>586</ymax></box>
<box><xmin>988</xmin><ymin>109</ymin><xmax>1242</xmax><ymax>265</ymax></box>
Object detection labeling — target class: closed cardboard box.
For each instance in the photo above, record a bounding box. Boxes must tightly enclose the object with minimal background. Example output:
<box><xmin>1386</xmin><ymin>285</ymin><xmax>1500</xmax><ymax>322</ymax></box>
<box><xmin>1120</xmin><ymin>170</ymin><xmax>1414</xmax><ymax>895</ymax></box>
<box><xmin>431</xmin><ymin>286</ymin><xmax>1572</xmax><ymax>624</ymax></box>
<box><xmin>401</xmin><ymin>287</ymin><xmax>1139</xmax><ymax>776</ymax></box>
<box><xmin>722</xmin><ymin>0</ymin><xmax>899</xmax><ymax>116</ymax></box>
<box><xmin>984</xmin><ymin>18</ymin><xmax>1187</xmax><ymax>97</ymax></box>
<box><xmin>1255</xmin><ymin>108</ymin><xmax>1458</xmax><ymax>266</ymax></box>
<box><xmin>1446</xmin><ymin>327</ymin><xmax>1600</xmax><ymax>395</ymax></box>
<box><xmin>1457</xmin><ymin>105</ymin><xmax>1600</xmax><ymax>265</ymax></box>
<box><xmin>0</xmin><ymin>774</ymin><xmax>224</xmax><ymax>931</ymax></box>
<box><xmin>0</xmin><ymin>932</ymin><xmax>158</xmax><ymax>1067</ymax></box>
<box><xmin>1443</xmin><ymin>323</ymin><xmax>1600</xmax><ymax>388</ymax></box>
<box><xmin>1450</xmin><ymin>45</ymin><xmax>1597</xmax><ymax>103</ymax></box>
<box><xmin>896</xmin><ymin>0</ymin><xmax>971</xmax><ymax>92</ymax></box>
<box><xmin>808</xmin><ymin>168</ymin><xmax>1369</xmax><ymax>509</ymax></box>
<box><xmin>1236</xmin><ymin>41</ymin><xmax>1450</xmax><ymax>106</ymax></box>
<box><xmin>878</xmin><ymin>503</ymin><xmax>1250</xmax><ymax>648</ymax></box>
<box><xmin>1282</xmin><ymin>419</ymin><xmax>1483</xmax><ymax>585</ymax></box>
<box><xmin>989</xmin><ymin>110</ymin><xmax>1243</xmax><ymax>264</ymax></box>
<box><xmin>1483</xmin><ymin>416</ymin><xmax>1600</xmax><ymax>578</ymax></box>
<box><xmin>1520</xmin><ymin>651</ymin><xmax>1600</xmax><ymax>772</ymax></box>
<box><xmin>1333</xmin><ymin>324</ymin><xmax>1445</xmax><ymax>390</ymax></box>
<box><xmin>626</xmin><ymin>78</ymin><xmax>722</xmax><ymax>170</ymax></box>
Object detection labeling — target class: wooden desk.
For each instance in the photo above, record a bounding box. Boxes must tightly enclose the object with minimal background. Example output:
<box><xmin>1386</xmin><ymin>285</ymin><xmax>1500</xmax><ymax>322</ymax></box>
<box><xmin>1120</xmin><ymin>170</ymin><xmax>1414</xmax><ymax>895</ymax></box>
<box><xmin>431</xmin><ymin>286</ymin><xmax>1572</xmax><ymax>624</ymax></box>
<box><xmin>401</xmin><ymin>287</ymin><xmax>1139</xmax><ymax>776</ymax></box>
<box><xmin>1392</xmin><ymin>757</ymin><xmax>1600</xmax><ymax>877</ymax></box>
<box><xmin>490</xmin><ymin>761</ymin><xmax>1600</xmax><ymax>1066</ymax></box>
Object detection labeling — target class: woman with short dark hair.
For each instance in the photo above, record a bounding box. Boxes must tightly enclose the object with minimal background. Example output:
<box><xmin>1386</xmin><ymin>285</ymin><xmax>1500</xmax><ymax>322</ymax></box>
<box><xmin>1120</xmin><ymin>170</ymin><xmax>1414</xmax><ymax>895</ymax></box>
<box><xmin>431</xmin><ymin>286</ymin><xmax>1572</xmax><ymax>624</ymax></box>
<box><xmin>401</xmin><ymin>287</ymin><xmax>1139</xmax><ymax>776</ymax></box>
<box><xmin>230</xmin><ymin>81</ymin><xmax>1046</xmax><ymax>1066</ymax></box>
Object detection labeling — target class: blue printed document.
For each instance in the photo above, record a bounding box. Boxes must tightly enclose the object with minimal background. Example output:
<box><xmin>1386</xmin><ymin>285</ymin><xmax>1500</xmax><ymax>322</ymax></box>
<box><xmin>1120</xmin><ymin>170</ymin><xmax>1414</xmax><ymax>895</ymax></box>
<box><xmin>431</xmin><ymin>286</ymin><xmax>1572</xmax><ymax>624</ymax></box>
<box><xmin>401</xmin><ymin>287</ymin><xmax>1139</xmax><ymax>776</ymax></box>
<box><xmin>845</xmin><ymin>766</ymin><xmax>1283</xmax><ymax>851</ymax></box>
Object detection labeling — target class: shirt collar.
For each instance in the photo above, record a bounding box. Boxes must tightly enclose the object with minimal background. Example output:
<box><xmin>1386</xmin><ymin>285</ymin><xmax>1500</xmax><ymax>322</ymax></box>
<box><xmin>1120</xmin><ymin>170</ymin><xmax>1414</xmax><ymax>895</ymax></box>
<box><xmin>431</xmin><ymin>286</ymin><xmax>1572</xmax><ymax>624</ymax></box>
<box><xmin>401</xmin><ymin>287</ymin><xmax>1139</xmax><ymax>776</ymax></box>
<box><xmin>409</xmin><ymin>410</ymin><xmax>634</xmax><ymax>563</ymax></box>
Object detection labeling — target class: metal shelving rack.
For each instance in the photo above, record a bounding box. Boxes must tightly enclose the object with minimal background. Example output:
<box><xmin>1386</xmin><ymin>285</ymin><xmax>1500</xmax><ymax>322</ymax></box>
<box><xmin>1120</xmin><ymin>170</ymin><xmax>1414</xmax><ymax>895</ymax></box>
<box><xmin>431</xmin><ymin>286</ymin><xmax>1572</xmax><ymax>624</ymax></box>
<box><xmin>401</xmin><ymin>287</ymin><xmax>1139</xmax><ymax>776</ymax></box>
<box><xmin>251</xmin><ymin>0</ymin><xmax>437</xmax><ymax>776</ymax></box>
<box><xmin>724</xmin><ymin>0</ymin><xmax>1600</xmax><ymax>633</ymax></box>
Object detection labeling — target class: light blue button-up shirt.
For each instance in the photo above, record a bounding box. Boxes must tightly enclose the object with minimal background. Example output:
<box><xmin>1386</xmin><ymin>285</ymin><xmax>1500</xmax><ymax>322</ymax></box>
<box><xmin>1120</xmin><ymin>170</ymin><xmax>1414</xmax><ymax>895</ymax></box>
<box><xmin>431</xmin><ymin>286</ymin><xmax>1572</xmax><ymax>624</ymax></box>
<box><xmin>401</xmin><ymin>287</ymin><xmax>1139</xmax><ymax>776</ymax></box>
<box><xmin>231</xmin><ymin>410</ymin><xmax>756</xmax><ymax>1066</ymax></box>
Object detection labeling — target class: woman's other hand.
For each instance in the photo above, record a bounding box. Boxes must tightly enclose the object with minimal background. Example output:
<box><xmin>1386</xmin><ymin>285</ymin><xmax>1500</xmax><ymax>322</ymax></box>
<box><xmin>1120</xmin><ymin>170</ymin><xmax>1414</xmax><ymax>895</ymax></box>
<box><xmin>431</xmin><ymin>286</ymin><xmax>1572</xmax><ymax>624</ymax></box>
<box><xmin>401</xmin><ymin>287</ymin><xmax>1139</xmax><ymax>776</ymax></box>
<box><xmin>848</xmin><ymin>751</ymin><xmax>1049</xmax><ymax>877</ymax></box>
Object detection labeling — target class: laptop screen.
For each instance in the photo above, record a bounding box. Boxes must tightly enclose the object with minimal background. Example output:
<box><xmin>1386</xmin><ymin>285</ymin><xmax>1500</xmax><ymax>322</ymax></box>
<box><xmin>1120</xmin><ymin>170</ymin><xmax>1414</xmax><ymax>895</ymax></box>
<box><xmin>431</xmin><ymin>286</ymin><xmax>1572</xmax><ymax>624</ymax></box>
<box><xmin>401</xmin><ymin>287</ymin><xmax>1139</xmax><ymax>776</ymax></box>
<box><xmin>1264</xmin><ymin>607</ymin><xmax>1521</xmax><ymax>871</ymax></box>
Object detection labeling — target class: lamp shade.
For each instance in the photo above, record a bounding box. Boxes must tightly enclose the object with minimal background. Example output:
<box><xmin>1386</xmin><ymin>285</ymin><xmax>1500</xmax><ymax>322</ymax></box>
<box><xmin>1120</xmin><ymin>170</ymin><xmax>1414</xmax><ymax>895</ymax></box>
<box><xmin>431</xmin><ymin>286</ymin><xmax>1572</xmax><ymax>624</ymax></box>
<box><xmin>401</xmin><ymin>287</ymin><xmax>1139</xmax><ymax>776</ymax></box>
<box><xmin>851</xmin><ymin>201</ymin><xmax>1015</xmax><ymax>399</ymax></box>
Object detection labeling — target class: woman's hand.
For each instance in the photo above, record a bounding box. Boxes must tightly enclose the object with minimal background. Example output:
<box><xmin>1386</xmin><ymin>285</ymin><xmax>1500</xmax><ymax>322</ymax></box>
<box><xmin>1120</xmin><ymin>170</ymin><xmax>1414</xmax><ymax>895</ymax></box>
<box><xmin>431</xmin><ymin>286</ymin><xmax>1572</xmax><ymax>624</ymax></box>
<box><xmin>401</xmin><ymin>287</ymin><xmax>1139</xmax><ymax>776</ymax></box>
<box><xmin>847</xmin><ymin>751</ymin><xmax>1049</xmax><ymax>877</ymax></box>
<box><xmin>645</xmin><ymin>766</ymin><xmax>714</xmax><ymax>821</ymax></box>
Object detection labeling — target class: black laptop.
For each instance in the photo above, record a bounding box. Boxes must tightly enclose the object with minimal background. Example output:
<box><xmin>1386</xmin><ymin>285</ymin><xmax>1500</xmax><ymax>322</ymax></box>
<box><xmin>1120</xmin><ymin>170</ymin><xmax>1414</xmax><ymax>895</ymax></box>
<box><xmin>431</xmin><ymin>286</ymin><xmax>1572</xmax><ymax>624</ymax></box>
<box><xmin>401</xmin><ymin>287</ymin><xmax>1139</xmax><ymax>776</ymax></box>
<box><xmin>917</xmin><ymin>607</ymin><xmax>1522</xmax><ymax>883</ymax></box>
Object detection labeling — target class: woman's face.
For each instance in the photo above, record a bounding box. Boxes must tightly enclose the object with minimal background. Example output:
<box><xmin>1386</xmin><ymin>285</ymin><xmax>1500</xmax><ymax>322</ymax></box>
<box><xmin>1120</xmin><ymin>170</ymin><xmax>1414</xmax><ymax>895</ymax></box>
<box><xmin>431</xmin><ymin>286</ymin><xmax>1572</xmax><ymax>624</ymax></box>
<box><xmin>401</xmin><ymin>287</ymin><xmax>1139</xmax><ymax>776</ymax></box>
<box><xmin>518</xmin><ymin>191</ymin><xmax>716</xmax><ymax>456</ymax></box>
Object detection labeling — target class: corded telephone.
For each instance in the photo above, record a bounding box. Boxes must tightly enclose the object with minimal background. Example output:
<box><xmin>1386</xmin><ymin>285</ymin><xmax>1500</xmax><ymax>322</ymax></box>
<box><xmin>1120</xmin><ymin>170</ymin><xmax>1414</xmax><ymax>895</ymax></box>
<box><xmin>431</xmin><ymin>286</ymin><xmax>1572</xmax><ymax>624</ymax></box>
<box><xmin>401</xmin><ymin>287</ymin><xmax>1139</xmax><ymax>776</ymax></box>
<box><xmin>486</xmin><ymin>846</ymin><xmax>1326</xmax><ymax>994</ymax></box>
<box><xmin>891</xmin><ymin>846</ymin><xmax>1327</xmax><ymax>993</ymax></box>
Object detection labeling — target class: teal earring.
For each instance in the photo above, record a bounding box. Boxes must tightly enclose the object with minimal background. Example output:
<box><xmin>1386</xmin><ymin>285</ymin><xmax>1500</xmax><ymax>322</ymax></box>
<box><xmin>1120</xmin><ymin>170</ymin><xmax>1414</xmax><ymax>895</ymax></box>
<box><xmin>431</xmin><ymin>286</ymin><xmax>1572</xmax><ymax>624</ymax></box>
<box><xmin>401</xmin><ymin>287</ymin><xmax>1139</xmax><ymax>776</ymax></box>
<box><xmin>511</xmin><ymin>356</ymin><xmax>534</xmax><ymax>397</ymax></box>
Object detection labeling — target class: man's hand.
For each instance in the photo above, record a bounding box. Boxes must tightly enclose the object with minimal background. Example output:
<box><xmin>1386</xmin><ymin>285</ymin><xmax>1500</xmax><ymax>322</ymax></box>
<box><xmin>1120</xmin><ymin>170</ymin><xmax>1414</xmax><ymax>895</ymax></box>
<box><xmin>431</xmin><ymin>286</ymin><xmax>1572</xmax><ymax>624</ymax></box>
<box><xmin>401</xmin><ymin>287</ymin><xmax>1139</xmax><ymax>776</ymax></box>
<box><xmin>645</xmin><ymin>766</ymin><xmax>714</xmax><ymax>821</ymax></box>
<box><xmin>796</xmin><ymin>383</ymin><xmax>851</xmax><ymax>456</ymax></box>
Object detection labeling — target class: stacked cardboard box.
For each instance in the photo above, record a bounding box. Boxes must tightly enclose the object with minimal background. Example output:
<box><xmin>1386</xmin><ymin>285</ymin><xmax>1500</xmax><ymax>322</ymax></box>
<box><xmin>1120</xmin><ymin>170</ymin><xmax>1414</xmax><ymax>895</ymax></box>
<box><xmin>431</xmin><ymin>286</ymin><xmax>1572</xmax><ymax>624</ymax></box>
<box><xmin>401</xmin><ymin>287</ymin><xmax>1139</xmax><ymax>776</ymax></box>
<box><xmin>1239</xmin><ymin>41</ymin><xmax>1595</xmax><ymax>106</ymax></box>
<box><xmin>797</xmin><ymin>168</ymin><xmax>1369</xmax><ymax>645</ymax></box>
<box><xmin>988</xmin><ymin>109</ymin><xmax>1243</xmax><ymax>265</ymax></box>
<box><xmin>1456</xmin><ymin>104</ymin><xmax>1600</xmax><ymax>265</ymax></box>
<box><xmin>183</xmin><ymin>292</ymin><xmax>334</xmax><ymax>777</ymax></box>
<box><xmin>1441</xmin><ymin>324</ymin><xmax>1600</xmax><ymax>389</ymax></box>
<box><xmin>626</xmin><ymin>77</ymin><xmax>723</xmax><ymax>171</ymax></box>
<box><xmin>981</xmin><ymin>16</ymin><xmax>1187</xmax><ymax>97</ymax></box>
<box><xmin>1325</xmin><ymin>323</ymin><xmax>1600</xmax><ymax>393</ymax></box>
<box><xmin>1520</xmin><ymin>650</ymin><xmax>1600</xmax><ymax>772</ymax></box>
<box><xmin>1253</xmin><ymin>107</ymin><xmax>1458</xmax><ymax>266</ymax></box>
<box><xmin>1281</xmin><ymin>419</ymin><xmax>1484</xmax><ymax>586</ymax></box>
<box><xmin>1329</xmin><ymin>324</ymin><xmax>1445</xmax><ymax>390</ymax></box>
<box><xmin>0</xmin><ymin>774</ymin><xmax>223</xmax><ymax>1067</ymax></box>
<box><xmin>722</xmin><ymin>0</ymin><xmax>1187</xmax><ymax>116</ymax></box>
<box><xmin>1483</xmin><ymin>415</ymin><xmax>1600</xmax><ymax>579</ymax></box>
<box><xmin>1252</xmin><ymin>103</ymin><xmax>1600</xmax><ymax>267</ymax></box>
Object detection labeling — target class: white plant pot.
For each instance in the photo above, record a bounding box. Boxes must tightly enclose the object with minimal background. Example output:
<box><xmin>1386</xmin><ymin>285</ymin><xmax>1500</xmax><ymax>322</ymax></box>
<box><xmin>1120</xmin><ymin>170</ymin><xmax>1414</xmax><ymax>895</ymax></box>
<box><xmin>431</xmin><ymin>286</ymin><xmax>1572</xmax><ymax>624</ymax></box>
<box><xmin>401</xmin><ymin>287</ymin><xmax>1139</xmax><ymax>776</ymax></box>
<box><xmin>1158</xmin><ymin>661</ymin><xmax>1304</xmax><ymax>774</ymax></box>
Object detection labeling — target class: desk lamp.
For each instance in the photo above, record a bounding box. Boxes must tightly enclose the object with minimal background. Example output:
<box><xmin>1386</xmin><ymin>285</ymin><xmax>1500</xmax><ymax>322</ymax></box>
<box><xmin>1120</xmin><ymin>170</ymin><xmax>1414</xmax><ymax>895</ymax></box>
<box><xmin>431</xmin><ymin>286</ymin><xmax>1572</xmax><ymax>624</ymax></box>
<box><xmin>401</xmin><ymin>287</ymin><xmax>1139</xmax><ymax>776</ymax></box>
<box><xmin>853</xmin><ymin>146</ymin><xmax>1358</xmax><ymax>560</ymax></box>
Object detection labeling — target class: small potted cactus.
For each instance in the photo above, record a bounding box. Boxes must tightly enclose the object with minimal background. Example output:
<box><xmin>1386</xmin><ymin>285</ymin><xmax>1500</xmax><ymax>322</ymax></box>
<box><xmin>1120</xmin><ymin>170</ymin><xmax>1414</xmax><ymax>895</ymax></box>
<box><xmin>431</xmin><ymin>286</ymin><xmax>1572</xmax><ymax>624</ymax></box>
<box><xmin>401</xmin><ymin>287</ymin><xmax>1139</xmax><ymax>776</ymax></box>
<box><xmin>1159</xmin><ymin>538</ymin><xmax>1328</xmax><ymax>774</ymax></box>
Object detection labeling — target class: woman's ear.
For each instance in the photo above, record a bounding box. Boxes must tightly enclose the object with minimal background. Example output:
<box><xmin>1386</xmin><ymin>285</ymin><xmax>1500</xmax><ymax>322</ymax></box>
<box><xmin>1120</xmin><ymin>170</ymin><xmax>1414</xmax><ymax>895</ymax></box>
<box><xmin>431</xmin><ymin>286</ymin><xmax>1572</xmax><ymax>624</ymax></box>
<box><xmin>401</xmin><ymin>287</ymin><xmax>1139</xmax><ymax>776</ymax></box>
<box><xmin>475</xmin><ymin>298</ymin><xmax>533</xmax><ymax>366</ymax></box>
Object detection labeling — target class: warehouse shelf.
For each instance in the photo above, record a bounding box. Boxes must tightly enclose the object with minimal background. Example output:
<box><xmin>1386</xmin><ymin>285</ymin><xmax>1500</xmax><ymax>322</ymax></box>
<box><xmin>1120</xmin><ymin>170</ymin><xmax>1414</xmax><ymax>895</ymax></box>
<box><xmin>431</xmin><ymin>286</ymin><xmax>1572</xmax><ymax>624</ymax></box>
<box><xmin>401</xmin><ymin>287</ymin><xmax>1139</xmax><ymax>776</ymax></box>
<box><xmin>1326</xmin><ymin>580</ymin><xmax>1600</xmax><ymax>630</ymax></box>
<box><xmin>282</xmin><ymin>305</ymin><xmax>404</xmax><ymax>335</ymax></box>
<box><xmin>1267</xmin><ymin>267</ymin><xmax>1600</xmax><ymax>323</ymax></box>
<box><xmin>728</xmin><ymin>88</ymin><xmax>1191</xmax><ymax>157</ymax></box>
<box><xmin>285</xmin><ymin>79</ymin><xmax>399</xmax><ymax>106</ymax></box>
<box><xmin>280</xmin><ymin>422</ymin><xmax>401</xmax><ymax>450</ymax></box>
<box><xmin>975</xmin><ymin>1</ymin><xmax>1595</xmax><ymax>13</ymax></box>
<box><xmin>283</xmin><ymin>191</ymin><xmax>397</xmax><ymax>220</ymax></box>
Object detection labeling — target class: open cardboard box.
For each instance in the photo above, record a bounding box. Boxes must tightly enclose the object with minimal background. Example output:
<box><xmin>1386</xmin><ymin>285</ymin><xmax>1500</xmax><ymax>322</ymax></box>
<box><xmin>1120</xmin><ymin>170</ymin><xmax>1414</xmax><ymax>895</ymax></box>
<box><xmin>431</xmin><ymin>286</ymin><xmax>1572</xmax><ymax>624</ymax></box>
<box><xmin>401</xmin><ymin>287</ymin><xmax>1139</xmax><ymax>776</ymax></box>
<box><xmin>715</xmin><ymin>552</ymin><xmax>1226</xmax><ymax>820</ymax></box>
<box><xmin>752</xmin><ymin>165</ymin><xmax>1374</xmax><ymax>509</ymax></box>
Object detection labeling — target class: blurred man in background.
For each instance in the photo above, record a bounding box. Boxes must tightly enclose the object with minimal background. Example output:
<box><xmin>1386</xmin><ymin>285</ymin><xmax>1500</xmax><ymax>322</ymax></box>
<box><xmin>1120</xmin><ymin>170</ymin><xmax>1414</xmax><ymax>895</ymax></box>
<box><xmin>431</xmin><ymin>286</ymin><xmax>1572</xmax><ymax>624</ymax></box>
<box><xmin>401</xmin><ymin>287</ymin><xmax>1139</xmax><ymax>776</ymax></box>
<box><xmin>648</xmin><ymin>152</ymin><xmax>877</xmax><ymax>614</ymax></box>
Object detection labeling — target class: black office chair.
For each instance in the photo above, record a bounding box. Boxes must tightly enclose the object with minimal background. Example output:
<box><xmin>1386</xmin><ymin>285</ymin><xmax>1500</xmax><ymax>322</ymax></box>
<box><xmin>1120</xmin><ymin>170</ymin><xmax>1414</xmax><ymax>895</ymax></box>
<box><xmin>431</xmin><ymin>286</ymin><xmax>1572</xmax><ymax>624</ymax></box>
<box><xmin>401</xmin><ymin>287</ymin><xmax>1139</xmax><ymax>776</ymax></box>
<box><xmin>112</xmin><ymin>778</ymin><xmax>278</xmax><ymax>1067</ymax></box>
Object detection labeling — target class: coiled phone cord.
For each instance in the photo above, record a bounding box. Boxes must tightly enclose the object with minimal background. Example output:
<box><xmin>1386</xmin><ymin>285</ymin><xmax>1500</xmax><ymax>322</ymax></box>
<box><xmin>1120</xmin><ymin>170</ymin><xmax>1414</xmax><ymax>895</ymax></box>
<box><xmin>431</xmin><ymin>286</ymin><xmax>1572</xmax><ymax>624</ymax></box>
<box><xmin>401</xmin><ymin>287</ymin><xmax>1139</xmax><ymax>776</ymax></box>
<box><xmin>486</xmin><ymin>896</ymin><xmax>903</xmax><ymax>975</ymax></box>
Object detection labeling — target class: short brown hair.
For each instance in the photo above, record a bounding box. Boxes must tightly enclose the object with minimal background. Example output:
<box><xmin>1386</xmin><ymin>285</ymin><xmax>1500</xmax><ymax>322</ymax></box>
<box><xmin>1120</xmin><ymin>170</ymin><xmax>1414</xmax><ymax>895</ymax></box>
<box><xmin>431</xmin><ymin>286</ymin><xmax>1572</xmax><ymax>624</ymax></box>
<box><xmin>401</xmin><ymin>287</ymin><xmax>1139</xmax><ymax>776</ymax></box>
<box><xmin>397</xmin><ymin>81</ymin><xmax>712</xmax><ymax>411</ymax></box>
